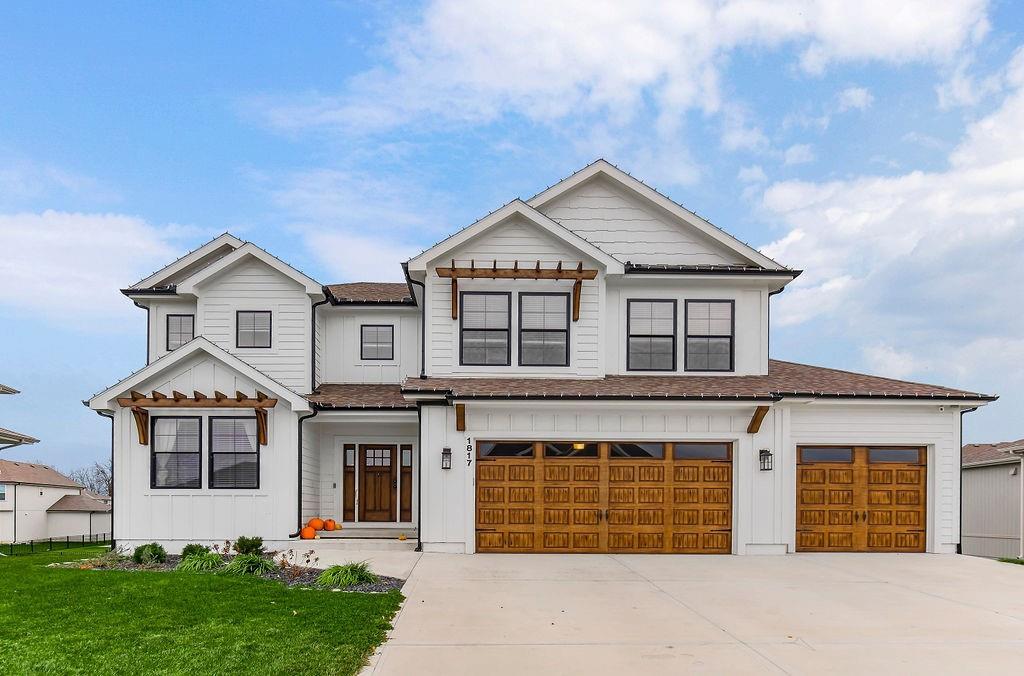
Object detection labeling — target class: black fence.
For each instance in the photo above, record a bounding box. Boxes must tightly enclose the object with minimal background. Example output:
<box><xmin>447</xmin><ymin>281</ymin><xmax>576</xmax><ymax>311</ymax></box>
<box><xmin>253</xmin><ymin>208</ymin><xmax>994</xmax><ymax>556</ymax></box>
<box><xmin>2</xmin><ymin>533</ymin><xmax>111</xmax><ymax>557</ymax></box>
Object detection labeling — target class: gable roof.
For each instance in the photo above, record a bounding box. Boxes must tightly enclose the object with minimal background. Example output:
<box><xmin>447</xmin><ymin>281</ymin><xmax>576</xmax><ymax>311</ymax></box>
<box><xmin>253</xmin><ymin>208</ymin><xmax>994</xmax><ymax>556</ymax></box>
<box><xmin>406</xmin><ymin>199</ymin><xmax>624</xmax><ymax>274</ymax></box>
<box><xmin>175</xmin><ymin>242</ymin><xmax>323</xmax><ymax>296</ymax></box>
<box><xmin>0</xmin><ymin>427</ymin><xmax>39</xmax><ymax>447</ymax></box>
<box><xmin>325</xmin><ymin>282</ymin><xmax>415</xmax><ymax>305</ymax></box>
<box><xmin>962</xmin><ymin>439</ymin><xmax>1024</xmax><ymax>467</ymax></box>
<box><xmin>528</xmin><ymin>159</ymin><xmax>788</xmax><ymax>271</ymax></box>
<box><xmin>402</xmin><ymin>359</ymin><xmax>996</xmax><ymax>402</ymax></box>
<box><xmin>130</xmin><ymin>233</ymin><xmax>244</xmax><ymax>291</ymax></box>
<box><xmin>48</xmin><ymin>494</ymin><xmax>111</xmax><ymax>513</ymax></box>
<box><xmin>86</xmin><ymin>337</ymin><xmax>311</xmax><ymax>412</ymax></box>
<box><xmin>0</xmin><ymin>459</ymin><xmax>80</xmax><ymax>487</ymax></box>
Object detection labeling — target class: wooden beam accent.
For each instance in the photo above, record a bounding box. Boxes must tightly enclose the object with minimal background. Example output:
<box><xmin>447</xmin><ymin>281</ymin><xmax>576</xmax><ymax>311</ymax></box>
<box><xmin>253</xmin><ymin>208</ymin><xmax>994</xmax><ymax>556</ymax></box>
<box><xmin>214</xmin><ymin>391</ymin><xmax>227</xmax><ymax>402</ymax></box>
<box><xmin>116</xmin><ymin>397</ymin><xmax>277</xmax><ymax>409</ymax></box>
<box><xmin>172</xmin><ymin>390</ymin><xmax>187</xmax><ymax>402</ymax></box>
<box><xmin>235</xmin><ymin>390</ymin><xmax>246</xmax><ymax>402</ymax></box>
<box><xmin>572</xmin><ymin>279</ymin><xmax>583</xmax><ymax>322</ymax></box>
<box><xmin>130</xmin><ymin>406</ymin><xmax>149</xmax><ymax>445</ymax></box>
<box><xmin>151</xmin><ymin>390</ymin><xmax>167</xmax><ymax>401</ymax></box>
<box><xmin>130</xmin><ymin>390</ymin><xmax>145</xmax><ymax>402</ymax></box>
<box><xmin>193</xmin><ymin>390</ymin><xmax>207</xmax><ymax>402</ymax></box>
<box><xmin>256</xmin><ymin>391</ymin><xmax>268</xmax><ymax>402</ymax></box>
<box><xmin>451</xmin><ymin>276</ymin><xmax>458</xmax><ymax>320</ymax></box>
<box><xmin>255</xmin><ymin>408</ymin><xmax>268</xmax><ymax>445</ymax></box>
<box><xmin>455</xmin><ymin>403</ymin><xmax>466</xmax><ymax>432</ymax></box>
<box><xmin>436</xmin><ymin>266</ymin><xmax>598</xmax><ymax>281</ymax></box>
<box><xmin>746</xmin><ymin>406</ymin><xmax>770</xmax><ymax>434</ymax></box>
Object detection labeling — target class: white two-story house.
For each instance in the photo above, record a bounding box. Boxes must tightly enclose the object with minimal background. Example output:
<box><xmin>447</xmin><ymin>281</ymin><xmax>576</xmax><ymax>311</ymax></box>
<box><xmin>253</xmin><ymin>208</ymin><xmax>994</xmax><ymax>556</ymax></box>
<box><xmin>88</xmin><ymin>160</ymin><xmax>995</xmax><ymax>555</ymax></box>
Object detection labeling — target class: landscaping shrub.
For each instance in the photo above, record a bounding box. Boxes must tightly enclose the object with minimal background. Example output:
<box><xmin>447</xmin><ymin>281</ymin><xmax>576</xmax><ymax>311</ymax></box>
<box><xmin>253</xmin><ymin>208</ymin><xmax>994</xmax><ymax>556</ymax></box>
<box><xmin>176</xmin><ymin>551</ymin><xmax>225</xmax><ymax>573</ymax></box>
<box><xmin>132</xmin><ymin>543</ymin><xmax>167</xmax><ymax>565</ymax></box>
<box><xmin>317</xmin><ymin>561</ymin><xmax>378</xmax><ymax>588</ymax></box>
<box><xmin>180</xmin><ymin>543</ymin><xmax>209</xmax><ymax>559</ymax></box>
<box><xmin>222</xmin><ymin>553</ymin><xmax>275</xmax><ymax>576</ymax></box>
<box><xmin>233</xmin><ymin>536</ymin><xmax>264</xmax><ymax>556</ymax></box>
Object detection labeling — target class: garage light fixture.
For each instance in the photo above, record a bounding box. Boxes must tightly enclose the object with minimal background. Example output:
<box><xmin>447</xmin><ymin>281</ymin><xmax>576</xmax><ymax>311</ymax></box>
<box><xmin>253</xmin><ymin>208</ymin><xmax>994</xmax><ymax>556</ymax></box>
<box><xmin>759</xmin><ymin>449</ymin><xmax>773</xmax><ymax>471</ymax></box>
<box><xmin>572</xmin><ymin>442</ymin><xmax>586</xmax><ymax>451</ymax></box>
<box><xmin>441</xmin><ymin>447</ymin><xmax>452</xmax><ymax>470</ymax></box>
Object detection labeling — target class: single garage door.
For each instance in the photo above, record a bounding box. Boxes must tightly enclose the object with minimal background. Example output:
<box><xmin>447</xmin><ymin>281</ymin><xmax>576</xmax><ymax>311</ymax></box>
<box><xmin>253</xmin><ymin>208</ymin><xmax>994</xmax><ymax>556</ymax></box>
<box><xmin>796</xmin><ymin>446</ymin><xmax>926</xmax><ymax>552</ymax></box>
<box><xmin>476</xmin><ymin>440</ymin><xmax>732</xmax><ymax>553</ymax></box>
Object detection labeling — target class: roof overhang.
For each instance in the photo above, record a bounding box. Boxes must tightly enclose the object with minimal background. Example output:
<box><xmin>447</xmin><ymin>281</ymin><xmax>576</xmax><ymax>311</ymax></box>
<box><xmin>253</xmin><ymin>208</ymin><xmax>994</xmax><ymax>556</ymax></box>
<box><xmin>131</xmin><ymin>233</ymin><xmax>244</xmax><ymax>290</ymax></box>
<box><xmin>176</xmin><ymin>243</ymin><xmax>323</xmax><ymax>296</ymax></box>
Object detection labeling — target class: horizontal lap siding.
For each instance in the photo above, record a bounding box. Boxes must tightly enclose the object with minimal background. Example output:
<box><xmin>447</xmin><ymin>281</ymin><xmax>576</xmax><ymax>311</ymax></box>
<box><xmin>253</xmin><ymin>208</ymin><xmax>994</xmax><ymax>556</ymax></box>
<box><xmin>538</xmin><ymin>177</ymin><xmax>747</xmax><ymax>266</ymax></box>
<box><xmin>789</xmin><ymin>405</ymin><xmax>961</xmax><ymax>551</ymax></box>
<box><xmin>197</xmin><ymin>259</ymin><xmax>310</xmax><ymax>391</ymax></box>
<box><xmin>962</xmin><ymin>463</ymin><xmax>1021</xmax><ymax>558</ymax></box>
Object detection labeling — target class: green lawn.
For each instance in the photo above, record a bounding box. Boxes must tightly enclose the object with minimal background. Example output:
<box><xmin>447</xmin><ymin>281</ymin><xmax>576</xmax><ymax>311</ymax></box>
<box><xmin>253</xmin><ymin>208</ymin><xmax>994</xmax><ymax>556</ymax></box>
<box><xmin>0</xmin><ymin>547</ymin><xmax>403</xmax><ymax>675</ymax></box>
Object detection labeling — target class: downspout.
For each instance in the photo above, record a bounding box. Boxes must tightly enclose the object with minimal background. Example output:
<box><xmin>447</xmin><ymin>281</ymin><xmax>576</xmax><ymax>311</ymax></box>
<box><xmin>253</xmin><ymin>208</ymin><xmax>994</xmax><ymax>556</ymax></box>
<box><xmin>12</xmin><ymin>483</ymin><xmax>16</xmax><ymax>543</ymax></box>
<box><xmin>403</xmin><ymin>262</ymin><xmax>427</xmax><ymax>379</ymax></box>
<box><xmin>132</xmin><ymin>301</ymin><xmax>151</xmax><ymax>364</ymax></box>
<box><xmin>415</xmin><ymin>403</ymin><xmax>423</xmax><ymax>552</ymax></box>
<box><xmin>289</xmin><ymin>408</ymin><xmax>319</xmax><ymax>538</ymax></box>
<box><xmin>310</xmin><ymin>296</ymin><xmax>329</xmax><ymax>393</ymax></box>
<box><xmin>958</xmin><ymin>406</ymin><xmax>978</xmax><ymax>554</ymax></box>
<box><xmin>95</xmin><ymin>410</ymin><xmax>114</xmax><ymax>548</ymax></box>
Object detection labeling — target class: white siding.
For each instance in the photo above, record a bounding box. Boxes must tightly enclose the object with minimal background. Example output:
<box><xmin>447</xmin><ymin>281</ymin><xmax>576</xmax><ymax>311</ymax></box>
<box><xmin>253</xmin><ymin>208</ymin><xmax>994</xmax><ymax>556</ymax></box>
<box><xmin>962</xmin><ymin>461</ymin><xmax>1022</xmax><ymax>558</ymax></box>
<box><xmin>148</xmin><ymin>299</ymin><xmax>198</xmax><ymax>363</ymax></box>
<box><xmin>605</xmin><ymin>278</ymin><xmax>769</xmax><ymax>376</ymax></box>
<box><xmin>46</xmin><ymin>511</ymin><xmax>112</xmax><ymax>539</ymax></box>
<box><xmin>301</xmin><ymin>421</ymin><xmax>320</xmax><ymax>524</ymax></box>
<box><xmin>195</xmin><ymin>257</ymin><xmax>311</xmax><ymax>391</ymax></box>
<box><xmin>321</xmin><ymin>308</ymin><xmax>420</xmax><ymax>383</ymax></box>
<box><xmin>425</xmin><ymin>214</ymin><xmax>603</xmax><ymax>377</ymax></box>
<box><xmin>537</xmin><ymin>176</ymin><xmax>749</xmax><ymax>266</ymax></box>
<box><xmin>0</xmin><ymin>485</ymin><xmax>81</xmax><ymax>542</ymax></box>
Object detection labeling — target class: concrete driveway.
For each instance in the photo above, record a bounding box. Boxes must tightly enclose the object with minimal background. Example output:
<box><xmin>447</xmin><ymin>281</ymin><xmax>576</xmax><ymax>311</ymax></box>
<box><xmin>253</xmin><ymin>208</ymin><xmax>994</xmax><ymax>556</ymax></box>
<box><xmin>365</xmin><ymin>553</ymin><xmax>1024</xmax><ymax>675</ymax></box>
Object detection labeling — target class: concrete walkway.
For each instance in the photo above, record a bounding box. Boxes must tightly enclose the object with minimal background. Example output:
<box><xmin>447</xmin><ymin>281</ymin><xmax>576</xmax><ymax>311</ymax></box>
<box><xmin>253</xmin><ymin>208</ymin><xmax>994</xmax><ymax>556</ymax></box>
<box><xmin>365</xmin><ymin>553</ymin><xmax>1024</xmax><ymax>675</ymax></box>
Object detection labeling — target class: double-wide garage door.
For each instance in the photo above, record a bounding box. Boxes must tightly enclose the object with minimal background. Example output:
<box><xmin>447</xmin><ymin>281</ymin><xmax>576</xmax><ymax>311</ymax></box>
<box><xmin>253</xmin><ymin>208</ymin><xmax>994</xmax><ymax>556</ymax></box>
<box><xmin>476</xmin><ymin>441</ymin><xmax>732</xmax><ymax>554</ymax></box>
<box><xmin>796</xmin><ymin>446</ymin><xmax>926</xmax><ymax>552</ymax></box>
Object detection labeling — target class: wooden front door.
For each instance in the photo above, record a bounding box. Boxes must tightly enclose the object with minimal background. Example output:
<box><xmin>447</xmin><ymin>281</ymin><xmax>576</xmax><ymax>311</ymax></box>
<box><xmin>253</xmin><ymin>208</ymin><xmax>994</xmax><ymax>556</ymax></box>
<box><xmin>797</xmin><ymin>446</ymin><xmax>926</xmax><ymax>552</ymax></box>
<box><xmin>475</xmin><ymin>441</ymin><xmax>732</xmax><ymax>553</ymax></box>
<box><xmin>359</xmin><ymin>444</ymin><xmax>396</xmax><ymax>522</ymax></box>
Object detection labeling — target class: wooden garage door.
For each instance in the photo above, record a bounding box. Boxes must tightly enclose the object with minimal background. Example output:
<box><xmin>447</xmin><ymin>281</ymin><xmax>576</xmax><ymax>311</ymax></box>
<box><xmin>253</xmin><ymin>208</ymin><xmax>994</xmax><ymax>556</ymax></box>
<box><xmin>476</xmin><ymin>441</ymin><xmax>732</xmax><ymax>553</ymax></box>
<box><xmin>796</xmin><ymin>446</ymin><xmax>926</xmax><ymax>552</ymax></box>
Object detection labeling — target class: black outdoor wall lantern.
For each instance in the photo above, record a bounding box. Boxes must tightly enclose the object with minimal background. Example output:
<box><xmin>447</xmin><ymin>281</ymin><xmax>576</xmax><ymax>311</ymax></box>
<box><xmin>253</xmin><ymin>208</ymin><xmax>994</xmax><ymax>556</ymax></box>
<box><xmin>441</xmin><ymin>447</ymin><xmax>452</xmax><ymax>470</ymax></box>
<box><xmin>759</xmin><ymin>449</ymin><xmax>773</xmax><ymax>471</ymax></box>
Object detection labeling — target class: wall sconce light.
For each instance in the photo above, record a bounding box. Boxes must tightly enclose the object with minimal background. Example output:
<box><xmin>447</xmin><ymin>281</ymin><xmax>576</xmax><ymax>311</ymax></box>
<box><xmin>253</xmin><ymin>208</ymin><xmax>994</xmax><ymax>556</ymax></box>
<box><xmin>441</xmin><ymin>447</ymin><xmax>452</xmax><ymax>470</ymax></box>
<box><xmin>759</xmin><ymin>449</ymin><xmax>773</xmax><ymax>471</ymax></box>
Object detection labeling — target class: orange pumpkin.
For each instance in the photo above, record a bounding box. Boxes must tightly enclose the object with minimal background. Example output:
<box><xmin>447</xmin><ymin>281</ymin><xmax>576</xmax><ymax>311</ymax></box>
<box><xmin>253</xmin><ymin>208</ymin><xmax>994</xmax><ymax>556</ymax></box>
<box><xmin>308</xmin><ymin>517</ymin><xmax>325</xmax><ymax>531</ymax></box>
<box><xmin>299</xmin><ymin>526</ymin><xmax>316</xmax><ymax>540</ymax></box>
<box><xmin>324</xmin><ymin>519</ymin><xmax>337</xmax><ymax>531</ymax></box>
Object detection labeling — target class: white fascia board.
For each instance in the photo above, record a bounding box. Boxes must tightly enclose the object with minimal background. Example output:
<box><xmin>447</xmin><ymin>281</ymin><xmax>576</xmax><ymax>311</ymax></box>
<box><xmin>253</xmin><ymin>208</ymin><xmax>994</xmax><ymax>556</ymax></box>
<box><xmin>528</xmin><ymin>159</ymin><xmax>786</xmax><ymax>271</ymax></box>
<box><xmin>175</xmin><ymin>242</ymin><xmax>323</xmax><ymax>296</ymax></box>
<box><xmin>86</xmin><ymin>336</ymin><xmax>311</xmax><ymax>412</ymax></box>
<box><xmin>452</xmin><ymin>399</ymin><xmax>767</xmax><ymax>412</ymax></box>
<box><xmin>406</xmin><ymin>199</ymin><xmax>624</xmax><ymax>274</ymax></box>
<box><xmin>131</xmin><ymin>233</ymin><xmax>244</xmax><ymax>289</ymax></box>
<box><xmin>794</xmin><ymin>398</ymin><xmax>991</xmax><ymax>408</ymax></box>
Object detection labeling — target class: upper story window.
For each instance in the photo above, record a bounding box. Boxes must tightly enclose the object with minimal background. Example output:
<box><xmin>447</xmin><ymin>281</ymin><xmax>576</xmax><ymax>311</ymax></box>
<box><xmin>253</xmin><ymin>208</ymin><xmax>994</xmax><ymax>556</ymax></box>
<box><xmin>627</xmin><ymin>299</ymin><xmax>676</xmax><ymax>371</ymax></box>
<box><xmin>166</xmin><ymin>314</ymin><xmax>194</xmax><ymax>351</ymax></box>
<box><xmin>151</xmin><ymin>417</ymin><xmax>201</xmax><ymax>489</ymax></box>
<box><xmin>361</xmin><ymin>325</ymin><xmax>394</xmax><ymax>360</ymax></box>
<box><xmin>460</xmin><ymin>292</ymin><xmax>510</xmax><ymax>366</ymax></box>
<box><xmin>519</xmin><ymin>293</ymin><xmax>569</xmax><ymax>367</ymax></box>
<box><xmin>685</xmin><ymin>300</ymin><xmax>734</xmax><ymax>372</ymax></box>
<box><xmin>236</xmin><ymin>311</ymin><xmax>271</xmax><ymax>348</ymax></box>
<box><xmin>0</xmin><ymin>484</ymin><xmax>5</xmax><ymax>501</ymax></box>
<box><xmin>209</xmin><ymin>417</ymin><xmax>259</xmax><ymax>489</ymax></box>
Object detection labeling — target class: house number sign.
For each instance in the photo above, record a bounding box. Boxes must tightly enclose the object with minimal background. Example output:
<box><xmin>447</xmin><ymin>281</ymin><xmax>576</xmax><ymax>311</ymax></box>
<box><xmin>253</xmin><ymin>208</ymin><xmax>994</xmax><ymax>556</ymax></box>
<box><xmin>466</xmin><ymin>438</ymin><xmax>473</xmax><ymax>466</ymax></box>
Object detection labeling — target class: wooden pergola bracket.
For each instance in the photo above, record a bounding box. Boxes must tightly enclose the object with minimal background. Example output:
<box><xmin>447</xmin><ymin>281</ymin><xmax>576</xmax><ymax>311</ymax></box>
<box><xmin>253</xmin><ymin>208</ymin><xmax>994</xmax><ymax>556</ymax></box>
<box><xmin>130</xmin><ymin>406</ymin><xmax>149</xmax><ymax>445</ymax></box>
<box><xmin>455</xmin><ymin>403</ymin><xmax>466</xmax><ymax>432</ymax></box>
<box><xmin>255</xmin><ymin>408</ymin><xmax>268</xmax><ymax>445</ymax></box>
<box><xmin>746</xmin><ymin>405</ymin><xmax>770</xmax><ymax>434</ymax></box>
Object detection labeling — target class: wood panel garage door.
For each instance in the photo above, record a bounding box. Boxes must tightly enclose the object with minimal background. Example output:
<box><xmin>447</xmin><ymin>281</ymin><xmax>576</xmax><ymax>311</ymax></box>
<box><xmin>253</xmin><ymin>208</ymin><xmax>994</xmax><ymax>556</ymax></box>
<box><xmin>476</xmin><ymin>441</ymin><xmax>732</xmax><ymax>553</ymax></box>
<box><xmin>796</xmin><ymin>446</ymin><xmax>926</xmax><ymax>552</ymax></box>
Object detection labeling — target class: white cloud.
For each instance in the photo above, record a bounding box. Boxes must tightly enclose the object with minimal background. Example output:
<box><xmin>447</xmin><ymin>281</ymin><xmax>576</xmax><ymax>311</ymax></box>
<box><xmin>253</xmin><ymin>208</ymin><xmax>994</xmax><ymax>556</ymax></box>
<box><xmin>761</xmin><ymin>48</ymin><xmax>1024</xmax><ymax>386</ymax></box>
<box><xmin>862</xmin><ymin>343</ymin><xmax>923</xmax><ymax>379</ymax></box>
<box><xmin>783</xmin><ymin>144</ymin><xmax>815</xmax><ymax>165</ymax></box>
<box><xmin>738</xmin><ymin>165</ymin><xmax>768</xmax><ymax>183</ymax></box>
<box><xmin>0</xmin><ymin>211</ymin><xmax>193</xmax><ymax>323</ymax></box>
<box><xmin>836</xmin><ymin>86</ymin><xmax>873</xmax><ymax>111</ymax></box>
<box><xmin>0</xmin><ymin>161</ymin><xmax>121</xmax><ymax>208</ymax></box>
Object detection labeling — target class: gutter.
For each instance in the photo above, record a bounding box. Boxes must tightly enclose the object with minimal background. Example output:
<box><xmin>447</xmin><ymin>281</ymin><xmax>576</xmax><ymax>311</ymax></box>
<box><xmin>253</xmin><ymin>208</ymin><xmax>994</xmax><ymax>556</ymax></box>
<box><xmin>958</xmin><ymin>406</ymin><xmax>979</xmax><ymax>555</ymax></box>
<box><xmin>95</xmin><ymin>409</ymin><xmax>114</xmax><ymax>548</ymax></box>
<box><xmin>288</xmin><ymin>408</ymin><xmax>319</xmax><ymax>538</ymax></box>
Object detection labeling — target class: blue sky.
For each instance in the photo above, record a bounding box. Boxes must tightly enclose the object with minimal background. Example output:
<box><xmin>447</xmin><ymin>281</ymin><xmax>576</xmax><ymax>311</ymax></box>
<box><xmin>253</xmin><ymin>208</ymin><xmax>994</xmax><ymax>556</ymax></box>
<box><xmin>1</xmin><ymin>1</ymin><xmax>1022</xmax><ymax>471</ymax></box>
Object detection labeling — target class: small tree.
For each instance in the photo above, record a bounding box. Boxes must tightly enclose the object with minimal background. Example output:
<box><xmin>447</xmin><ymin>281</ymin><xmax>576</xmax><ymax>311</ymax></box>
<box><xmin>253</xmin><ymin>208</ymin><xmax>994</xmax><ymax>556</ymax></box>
<box><xmin>67</xmin><ymin>459</ymin><xmax>113</xmax><ymax>497</ymax></box>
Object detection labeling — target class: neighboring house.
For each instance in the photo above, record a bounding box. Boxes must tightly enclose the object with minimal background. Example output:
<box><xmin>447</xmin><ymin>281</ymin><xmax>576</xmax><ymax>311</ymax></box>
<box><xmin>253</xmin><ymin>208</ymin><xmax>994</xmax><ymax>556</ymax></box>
<box><xmin>962</xmin><ymin>439</ymin><xmax>1024</xmax><ymax>559</ymax></box>
<box><xmin>87</xmin><ymin>160</ymin><xmax>996</xmax><ymax>555</ymax></box>
<box><xmin>0</xmin><ymin>384</ymin><xmax>39</xmax><ymax>451</ymax></box>
<box><xmin>0</xmin><ymin>459</ymin><xmax>112</xmax><ymax>543</ymax></box>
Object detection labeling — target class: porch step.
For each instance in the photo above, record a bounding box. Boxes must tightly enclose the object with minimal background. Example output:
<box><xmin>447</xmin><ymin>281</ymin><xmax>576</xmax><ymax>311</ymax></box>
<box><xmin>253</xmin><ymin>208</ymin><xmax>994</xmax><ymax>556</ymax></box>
<box><xmin>320</xmin><ymin>528</ymin><xmax>418</xmax><ymax>539</ymax></box>
<box><xmin>304</xmin><ymin>537</ymin><xmax>417</xmax><ymax>552</ymax></box>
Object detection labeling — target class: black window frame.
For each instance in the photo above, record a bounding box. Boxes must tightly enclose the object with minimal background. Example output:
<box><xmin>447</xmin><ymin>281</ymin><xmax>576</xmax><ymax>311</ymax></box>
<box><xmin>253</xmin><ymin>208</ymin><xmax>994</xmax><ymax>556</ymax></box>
<box><xmin>626</xmin><ymin>298</ymin><xmax>677</xmax><ymax>372</ymax></box>
<box><xmin>208</xmin><ymin>416</ymin><xmax>260</xmax><ymax>490</ymax></box>
<box><xmin>518</xmin><ymin>292</ymin><xmax>570</xmax><ymax>367</ymax></box>
<box><xmin>684</xmin><ymin>299</ymin><xmax>735</xmax><ymax>373</ymax></box>
<box><xmin>165</xmin><ymin>313</ymin><xmax>195</xmax><ymax>351</ymax></box>
<box><xmin>236</xmin><ymin>310</ymin><xmax>272</xmax><ymax>349</ymax></box>
<box><xmin>360</xmin><ymin>324</ymin><xmax>395</xmax><ymax>361</ymax></box>
<box><xmin>459</xmin><ymin>291</ymin><xmax>512</xmax><ymax>366</ymax></box>
<box><xmin>150</xmin><ymin>416</ymin><xmax>202</xmax><ymax>490</ymax></box>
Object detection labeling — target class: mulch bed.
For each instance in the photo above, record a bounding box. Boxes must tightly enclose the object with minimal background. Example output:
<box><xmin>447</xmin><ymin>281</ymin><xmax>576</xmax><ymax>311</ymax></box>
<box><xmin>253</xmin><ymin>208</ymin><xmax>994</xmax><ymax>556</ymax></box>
<box><xmin>50</xmin><ymin>553</ymin><xmax>404</xmax><ymax>592</ymax></box>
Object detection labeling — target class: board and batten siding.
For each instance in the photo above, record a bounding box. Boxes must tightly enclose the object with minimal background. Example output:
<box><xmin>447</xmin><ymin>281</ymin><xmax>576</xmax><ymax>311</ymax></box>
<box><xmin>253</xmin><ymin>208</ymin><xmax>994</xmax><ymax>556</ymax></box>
<box><xmin>195</xmin><ymin>257</ymin><xmax>311</xmax><ymax>391</ymax></box>
<box><xmin>111</xmin><ymin>352</ymin><xmax>298</xmax><ymax>553</ymax></box>
<box><xmin>536</xmin><ymin>176</ymin><xmax>748</xmax><ymax>266</ymax></box>
<box><xmin>787</xmin><ymin>403</ymin><xmax>963</xmax><ymax>553</ymax></box>
<box><xmin>962</xmin><ymin>461</ymin><xmax>1022</xmax><ymax>558</ymax></box>
<box><xmin>301</xmin><ymin>423</ymin><xmax>320</xmax><ymax>525</ymax></box>
<box><xmin>321</xmin><ymin>308</ymin><xmax>420</xmax><ymax>384</ymax></box>
<box><xmin>424</xmin><ymin>214</ymin><xmax>604</xmax><ymax>377</ymax></box>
